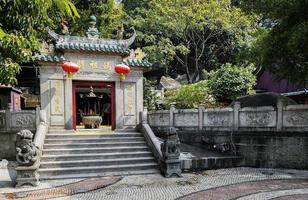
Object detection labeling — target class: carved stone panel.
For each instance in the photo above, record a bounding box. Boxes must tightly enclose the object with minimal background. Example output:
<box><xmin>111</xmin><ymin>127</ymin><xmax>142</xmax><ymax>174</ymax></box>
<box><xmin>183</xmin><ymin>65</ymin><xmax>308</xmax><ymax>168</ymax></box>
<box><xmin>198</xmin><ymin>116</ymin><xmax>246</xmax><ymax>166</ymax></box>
<box><xmin>283</xmin><ymin>111</ymin><xmax>308</xmax><ymax>127</ymax></box>
<box><xmin>204</xmin><ymin>112</ymin><xmax>233</xmax><ymax>127</ymax></box>
<box><xmin>50</xmin><ymin>80</ymin><xmax>64</xmax><ymax>115</ymax></box>
<box><xmin>124</xmin><ymin>83</ymin><xmax>136</xmax><ymax>116</ymax></box>
<box><xmin>11</xmin><ymin>113</ymin><xmax>36</xmax><ymax>128</ymax></box>
<box><xmin>174</xmin><ymin>113</ymin><xmax>198</xmax><ymax>127</ymax></box>
<box><xmin>239</xmin><ymin>111</ymin><xmax>276</xmax><ymax>127</ymax></box>
<box><xmin>148</xmin><ymin>113</ymin><xmax>170</xmax><ymax>126</ymax></box>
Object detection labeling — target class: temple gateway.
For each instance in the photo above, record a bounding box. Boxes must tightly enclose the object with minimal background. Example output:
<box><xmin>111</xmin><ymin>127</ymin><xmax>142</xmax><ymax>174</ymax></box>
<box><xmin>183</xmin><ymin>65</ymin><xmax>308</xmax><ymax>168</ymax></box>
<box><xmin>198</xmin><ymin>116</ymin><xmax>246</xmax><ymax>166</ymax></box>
<box><xmin>32</xmin><ymin>17</ymin><xmax>151</xmax><ymax>131</ymax></box>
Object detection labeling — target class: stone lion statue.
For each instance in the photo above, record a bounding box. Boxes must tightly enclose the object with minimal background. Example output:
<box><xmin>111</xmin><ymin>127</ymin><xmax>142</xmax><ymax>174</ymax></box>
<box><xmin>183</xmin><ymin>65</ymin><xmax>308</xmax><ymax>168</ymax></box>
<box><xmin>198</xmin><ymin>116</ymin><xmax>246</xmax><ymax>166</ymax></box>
<box><xmin>15</xmin><ymin>129</ymin><xmax>39</xmax><ymax>166</ymax></box>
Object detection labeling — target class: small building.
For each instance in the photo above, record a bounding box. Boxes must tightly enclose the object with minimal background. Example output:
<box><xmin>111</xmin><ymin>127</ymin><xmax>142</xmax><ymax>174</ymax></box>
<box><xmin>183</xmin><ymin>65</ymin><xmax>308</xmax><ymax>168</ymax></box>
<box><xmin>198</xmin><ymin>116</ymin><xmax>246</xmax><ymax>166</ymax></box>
<box><xmin>25</xmin><ymin>16</ymin><xmax>151</xmax><ymax>130</ymax></box>
<box><xmin>0</xmin><ymin>86</ymin><xmax>22</xmax><ymax>111</ymax></box>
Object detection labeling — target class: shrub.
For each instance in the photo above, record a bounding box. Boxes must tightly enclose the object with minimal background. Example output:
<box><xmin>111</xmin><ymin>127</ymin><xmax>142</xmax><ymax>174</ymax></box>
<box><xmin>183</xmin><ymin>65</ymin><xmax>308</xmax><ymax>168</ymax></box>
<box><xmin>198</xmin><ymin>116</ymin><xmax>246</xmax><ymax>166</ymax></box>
<box><xmin>208</xmin><ymin>63</ymin><xmax>256</xmax><ymax>102</ymax></box>
<box><xmin>164</xmin><ymin>80</ymin><xmax>217</xmax><ymax>109</ymax></box>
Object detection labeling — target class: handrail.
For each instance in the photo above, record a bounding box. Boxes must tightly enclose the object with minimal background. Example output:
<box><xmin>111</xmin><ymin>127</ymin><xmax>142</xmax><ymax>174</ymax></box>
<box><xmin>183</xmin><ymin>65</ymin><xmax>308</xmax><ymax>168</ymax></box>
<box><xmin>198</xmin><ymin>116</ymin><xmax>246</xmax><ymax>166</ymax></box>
<box><xmin>140</xmin><ymin>123</ymin><xmax>163</xmax><ymax>162</ymax></box>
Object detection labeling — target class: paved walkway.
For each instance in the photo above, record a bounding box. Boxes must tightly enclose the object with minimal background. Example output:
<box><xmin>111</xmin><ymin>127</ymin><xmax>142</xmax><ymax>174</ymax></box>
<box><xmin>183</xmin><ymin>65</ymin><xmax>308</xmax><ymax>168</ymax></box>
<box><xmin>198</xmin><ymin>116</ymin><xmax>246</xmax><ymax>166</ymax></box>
<box><xmin>1</xmin><ymin>160</ymin><xmax>308</xmax><ymax>200</ymax></box>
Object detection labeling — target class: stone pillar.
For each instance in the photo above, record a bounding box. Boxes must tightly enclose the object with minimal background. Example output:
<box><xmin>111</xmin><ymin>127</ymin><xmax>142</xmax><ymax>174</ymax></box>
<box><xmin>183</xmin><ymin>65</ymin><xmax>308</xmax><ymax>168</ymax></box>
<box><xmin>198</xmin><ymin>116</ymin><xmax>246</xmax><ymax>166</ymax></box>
<box><xmin>5</xmin><ymin>103</ymin><xmax>12</xmax><ymax>131</ymax></box>
<box><xmin>198</xmin><ymin>104</ymin><xmax>205</xmax><ymax>131</ymax></box>
<box><xmin>64</xmin><ymin>78</ymin><xmax>73</xmax><ymax>129</ymax></box>
<box><xmin>170</xmin><ymin>103</ymin><xmax>176</xmax><ymax>127</ymax></box>
<box><xmin>141</xmin><ymin>107</ymin><xmax>148</xmax><ymax>124</ymax></box>
<box><xmin>233</xmin><ymin>102</ymin><xmax>241</xmax><ymax>131</ymax></box>
<box><xmin>277</xmin><ymin>99</ymin><xmax>283</xmax><ymax>131</ymax></box>
<box><xmin>161</xmin><ymin>127</ymin><xmax>182</xmax><ymax>178</ymax></box>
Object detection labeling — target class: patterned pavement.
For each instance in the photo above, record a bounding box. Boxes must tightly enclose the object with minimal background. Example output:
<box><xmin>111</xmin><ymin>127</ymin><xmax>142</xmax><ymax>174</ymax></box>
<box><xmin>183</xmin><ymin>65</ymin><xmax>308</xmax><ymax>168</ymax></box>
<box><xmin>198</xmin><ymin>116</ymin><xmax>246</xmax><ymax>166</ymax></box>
<box><xmin>1</xmin><ymin>167</ymin><xmax>308</xmax><ymax>200</ymax></box>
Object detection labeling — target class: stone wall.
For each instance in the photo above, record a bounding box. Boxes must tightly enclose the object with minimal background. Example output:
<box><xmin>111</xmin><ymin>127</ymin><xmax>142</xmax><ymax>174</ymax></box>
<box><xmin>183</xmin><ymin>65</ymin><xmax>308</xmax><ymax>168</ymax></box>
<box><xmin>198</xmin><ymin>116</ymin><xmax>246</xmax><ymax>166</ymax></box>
<box><xmin>147</xmin><ymin>103</ymin><xmax>308</xmax><ymax>169</ymax></box>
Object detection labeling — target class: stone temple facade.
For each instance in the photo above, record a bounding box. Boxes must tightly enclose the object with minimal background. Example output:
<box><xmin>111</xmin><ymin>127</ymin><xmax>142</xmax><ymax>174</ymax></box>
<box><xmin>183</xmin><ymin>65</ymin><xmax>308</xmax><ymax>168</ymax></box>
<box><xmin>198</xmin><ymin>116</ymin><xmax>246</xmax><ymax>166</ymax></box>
<box><xmin>32</xmin><ymin>18</ymin><xmax>151</xmax><ymax>131</ymax></box>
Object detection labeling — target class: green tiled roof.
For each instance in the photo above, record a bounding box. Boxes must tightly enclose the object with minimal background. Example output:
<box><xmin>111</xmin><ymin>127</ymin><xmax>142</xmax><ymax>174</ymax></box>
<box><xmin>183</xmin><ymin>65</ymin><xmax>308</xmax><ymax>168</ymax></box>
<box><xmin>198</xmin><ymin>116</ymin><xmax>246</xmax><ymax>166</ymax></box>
<box><xmin>32</xmin><ymin>53</ymin><xmax>65</xmax><ymax>62</ymax></box>
<box><xmin>124</xmin><ymin>58</ymin><xmax>152</xmax><ymax>68</ymax></box>
<box><xmin>55</xmin><ymin>43</ymin><xmax>130</xmax><ymax>55</ymax></box>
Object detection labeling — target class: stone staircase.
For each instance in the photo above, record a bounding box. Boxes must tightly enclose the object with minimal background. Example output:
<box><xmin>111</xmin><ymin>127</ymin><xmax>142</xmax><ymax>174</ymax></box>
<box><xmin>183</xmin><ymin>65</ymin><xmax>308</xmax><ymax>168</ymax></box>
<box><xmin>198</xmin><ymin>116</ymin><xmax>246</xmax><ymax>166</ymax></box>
<box><xmin>39</xmin><ymin>130</ymin><xmax>160</xmax><ymax>180</ymax></box>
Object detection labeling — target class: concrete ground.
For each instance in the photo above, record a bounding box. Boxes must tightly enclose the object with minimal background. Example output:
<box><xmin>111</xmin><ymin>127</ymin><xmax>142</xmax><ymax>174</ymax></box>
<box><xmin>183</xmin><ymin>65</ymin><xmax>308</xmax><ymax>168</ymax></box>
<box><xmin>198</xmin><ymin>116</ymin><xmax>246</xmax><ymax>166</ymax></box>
<box><xmin>1</xmin><ymin>160</ymin><xmax>308</xmax><ymax>200</ymax></box>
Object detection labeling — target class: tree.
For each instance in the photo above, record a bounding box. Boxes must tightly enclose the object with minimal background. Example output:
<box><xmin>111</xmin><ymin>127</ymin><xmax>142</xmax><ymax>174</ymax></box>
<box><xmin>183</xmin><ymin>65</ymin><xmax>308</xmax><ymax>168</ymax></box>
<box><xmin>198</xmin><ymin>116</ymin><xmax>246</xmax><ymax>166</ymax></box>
<box><xmin>67</xmin><ymin>0</ymin><xmax>123</xmax><ymax>38</ymax></box>
<box><xmin>207</xmin><ymin>63</ymin><xmax>256</xmax><ymax>102</ymax></box>
<box><xmin>125</xmin><ymin>0</ymin><xmax>257</xmax><ymax>83</ymax></box>
<box><xmin>241</xmin><ymin>0</ymin><xmax>308</xmax><ymax>85</ymax></box>
<box><xmin>0</xmin><ymin>0</ymin><xmax>79</xmax><ymax>85</ymax></box>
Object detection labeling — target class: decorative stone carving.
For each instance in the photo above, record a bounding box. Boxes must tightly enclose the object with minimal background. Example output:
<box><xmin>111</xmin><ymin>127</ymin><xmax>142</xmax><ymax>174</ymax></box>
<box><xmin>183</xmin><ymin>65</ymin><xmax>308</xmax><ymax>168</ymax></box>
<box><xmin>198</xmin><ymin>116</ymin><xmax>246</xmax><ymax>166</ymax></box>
<box><xmin>14</xmin><ymin>115</ymin><xmax>35</xmax><ymax>127</ymax></box>
<box><xmin>286</xmin><ymin>112</ymin><xmax>308</xmax><ymax>125</ymax></box>
<box><xmin>161</xmin><ymin>127</ymin><xmax>182</xmax><ymax>178</ymax></box>
<box><xmin>15</xmin><ymin>130</ymin><xmax>39</xmax><ymax>166</ymax></box>
<box><xmin>207</xmin><ymin>113</ymin><xmax>230</xmax><ymax>126</ymax></box>
<box><xmin>245</xmin><ymin>112</ymin><xmax>271</xmax><ymax>126</ymax></box>
<box><xmin>15</xmin><ymin>129</ymin><xmax>40</xmax><ymax>187</ymax></box>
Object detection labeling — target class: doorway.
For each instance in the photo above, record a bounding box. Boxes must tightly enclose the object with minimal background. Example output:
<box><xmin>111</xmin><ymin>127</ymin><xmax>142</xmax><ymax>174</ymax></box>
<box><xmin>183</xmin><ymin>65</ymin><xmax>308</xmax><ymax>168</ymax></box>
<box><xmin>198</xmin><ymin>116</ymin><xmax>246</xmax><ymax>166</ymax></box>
<box><xmin>72</xmin><ymin>81</ymin><xmax>115</xmax><ymax>130</ymax></box>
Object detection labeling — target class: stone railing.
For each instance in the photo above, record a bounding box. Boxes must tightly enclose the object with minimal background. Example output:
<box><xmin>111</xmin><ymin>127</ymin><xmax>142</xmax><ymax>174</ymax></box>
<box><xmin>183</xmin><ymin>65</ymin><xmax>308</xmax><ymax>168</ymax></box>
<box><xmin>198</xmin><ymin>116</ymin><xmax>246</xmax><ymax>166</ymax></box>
<box><xmin>0</xmin><ymin>104</ymin><xmax>39</xmax><ymax>132</ymax></box>
<box><xmin>15</xmin><ymin>109</ymin><xmax>49</xmax><ymax>187</ymax></box>
<box><xmin>147</xmin><ymin>102</ymin><xmax>308</xmax><ymax>132</ymax></box>
<box><xmin>140</xmin><ymin>109</ymin><xmax>182</xmax><ymax>177</ymax></box>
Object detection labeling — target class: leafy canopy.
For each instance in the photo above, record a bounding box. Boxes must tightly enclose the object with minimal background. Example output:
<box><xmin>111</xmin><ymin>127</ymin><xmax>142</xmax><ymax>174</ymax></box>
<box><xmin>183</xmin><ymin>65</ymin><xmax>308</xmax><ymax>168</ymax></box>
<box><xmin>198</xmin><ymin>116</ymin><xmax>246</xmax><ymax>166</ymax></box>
<box><xmin>0</xmin><ymin>0</ymin><xmax>79</xmax><ymax>85</ymax></box>
<box><xmin>126</xmin><ymin>0</ymin><xmax>257</xmax><ymax>82</ymax></box>
<box><xmin>241</xmin><ymin>0</ymin><xmax>308</xmax><ymax>84</ymax></box>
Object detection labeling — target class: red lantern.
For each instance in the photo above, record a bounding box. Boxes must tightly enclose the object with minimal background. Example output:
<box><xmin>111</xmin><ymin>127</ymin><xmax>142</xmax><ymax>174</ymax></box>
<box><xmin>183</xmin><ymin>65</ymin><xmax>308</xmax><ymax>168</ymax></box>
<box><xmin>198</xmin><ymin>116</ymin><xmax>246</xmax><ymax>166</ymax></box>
<box><xmin>61</xmin><ymin>62</ymin><xmax>80</xmax><ymax>78</ymax></box>
<box><xmin>114</xmin><ymin>64</ymin><xmax>130</xmax><ymax>81</ymax></box>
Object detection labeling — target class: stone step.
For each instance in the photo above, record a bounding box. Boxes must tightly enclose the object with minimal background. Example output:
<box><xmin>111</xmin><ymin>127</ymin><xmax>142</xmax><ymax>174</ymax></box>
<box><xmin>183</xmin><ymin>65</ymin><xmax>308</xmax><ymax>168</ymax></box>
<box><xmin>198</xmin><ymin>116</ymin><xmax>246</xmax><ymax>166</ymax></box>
<box><xmin>39</xmin><ymin>169</ymin><xmax>160</xmax><ymax>180</ymax></box>
<box><xmin>43</xmin><ymin>141</ymin><xmax>147</xmax><ymax>149</ymax></box>
<box><xmin>44</xmin><ymin>137</ymin><xmax>145</xmax><ymax>144</ymax></box>
<box><xmin>42</xmin><ymin>146</ymin><xmax>150</xmax><ymax>155</ymax></box>
<box><xmin>45</xmin><ymin>132</ymin><xmax>142</xmax><ymax>139</ymax></box>
<box><xmin>40</xmin><ymin>157</ymin><xmax>156</xmax><ymax>168</ymax></box>
<box><xmin>41</xmin><ymin>151</ymin><xmax>154</xmax><ymax>162</ymax></box>
<box><xmin>38</xmin><ymin>163</ymin><xmax>159</xmax><ymax>177</ymax></box>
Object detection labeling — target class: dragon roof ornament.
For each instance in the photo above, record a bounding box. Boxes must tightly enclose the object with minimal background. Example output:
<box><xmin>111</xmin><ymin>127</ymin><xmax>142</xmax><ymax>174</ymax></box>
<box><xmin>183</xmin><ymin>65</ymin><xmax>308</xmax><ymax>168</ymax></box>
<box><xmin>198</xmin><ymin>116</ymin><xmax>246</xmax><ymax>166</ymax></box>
<box><xmin>46</xmin><ymin>27</ymin><xmax>136</xmax><ymax>48</ymax></box>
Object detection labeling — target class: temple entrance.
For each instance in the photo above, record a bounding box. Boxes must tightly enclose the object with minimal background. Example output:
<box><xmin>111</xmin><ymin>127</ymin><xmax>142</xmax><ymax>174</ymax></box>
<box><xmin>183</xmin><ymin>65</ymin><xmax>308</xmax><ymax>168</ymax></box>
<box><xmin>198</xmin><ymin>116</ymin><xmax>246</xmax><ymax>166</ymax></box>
<box><xmin>72</xmin><ymin>81</ymin><xmax>115</xmax><ymax>130</ymax></box>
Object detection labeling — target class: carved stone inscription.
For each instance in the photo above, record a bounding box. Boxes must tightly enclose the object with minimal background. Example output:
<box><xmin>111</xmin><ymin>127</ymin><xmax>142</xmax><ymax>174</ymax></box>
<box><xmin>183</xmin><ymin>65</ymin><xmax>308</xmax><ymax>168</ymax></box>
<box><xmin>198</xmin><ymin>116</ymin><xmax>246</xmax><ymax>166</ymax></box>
<box><xmin>284</xmin><ymin>111</ymin><xmax>308</xmax><ymax>126</ymax></box>
<box><xmin>240</xmin><ymin>111</ymin><xmax>276</xmax><ymax>127</ymax></box>
<box><xmin>204</xmin><ymin>112</ymin><xmax>232</xmax><ymax>127</ymax></box>
<box><xmin>124</xmin><ymin>83</ymin><xmax>136</xmax><ymax>116</ymax></box>
<box><xmin>50</xmin><ymin>80</ymin><xmax>64</xmax><ymax>115</ymax></box>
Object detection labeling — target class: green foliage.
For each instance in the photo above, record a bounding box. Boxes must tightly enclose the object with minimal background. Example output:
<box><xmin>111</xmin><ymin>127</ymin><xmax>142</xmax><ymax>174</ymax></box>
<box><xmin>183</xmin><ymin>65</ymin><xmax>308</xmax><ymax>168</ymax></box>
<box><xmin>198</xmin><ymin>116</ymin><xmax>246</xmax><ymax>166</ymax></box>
<box><xmin>69</xmin><ymin>0</ymin><xmax>123</xmax><ymax>38</ymax></box>
<box><xmin>125</xmin><ymin>0</ymin><xmax>257</xmax><ymax>82</ymax></box>
<box><xmin>143</xmin><ymin>78</ymin><xmax>160</xmax><ymax>111</ymax></box>
<box><xmin>241</xmin><ymin>0</ymin><xmax>308</xmax><ymax>84</ymax></box>
<box><xmin>0</xmin><ymin>0</ymin><xmax>78</xmax><ymax>85</ymax></box>
<box><xmin>164</xmin><ymin>81</ymin><xmax>216</xmax><ymax>109</ymax></box>
<box><xmin>207</xmin><ymin>63</ymin><xmax>256</xmax><ymax>101</ymax></box>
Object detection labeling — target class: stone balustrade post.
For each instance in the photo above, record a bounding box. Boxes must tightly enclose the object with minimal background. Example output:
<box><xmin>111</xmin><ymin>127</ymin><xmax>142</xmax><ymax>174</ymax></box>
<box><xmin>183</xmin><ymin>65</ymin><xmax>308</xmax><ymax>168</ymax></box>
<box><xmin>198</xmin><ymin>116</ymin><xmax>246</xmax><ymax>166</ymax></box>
<box><xmin>5</xmin><ymin>103</ymin><xmax>12</xmax><ymax>130</ymax></box>
<box><xmin>198</xmin><ymin>104</ymin><xmax>205</xmax><ymax>131</ymax></box>
<box><xmin>277</xmin><ymin>99</ymin><xmax>283</xmax><ymax>131</ymax></box>
<box><xmin>142</xmin><ymin>107</ymin><xmax>148</xmax><ymax>124</ymax></box>
<box><xmin>233</xmin><ymin>102</ymin><xmax>241</xmax><ymax>131</ymax></box>
<box><xmin>35</xmin><ymin>105</ymin><xmax>40</xmax><ymax>128</ymax></box>
<box><xmin>170</xmin><ymin>103</ymin><xmax>176</xmax><ymax>127</ymax></box>
<box><xmin>161</xmin><ymin>127</ymin><xmax>181</xmax><ymax>178</ymax></box>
